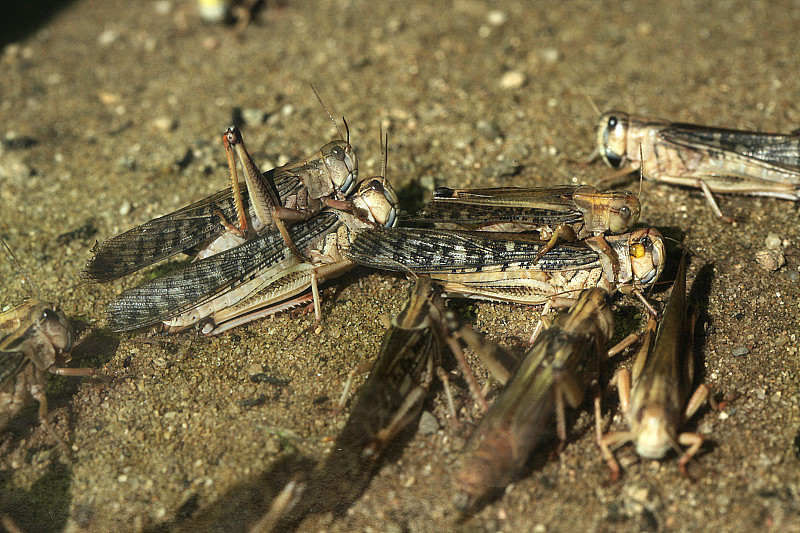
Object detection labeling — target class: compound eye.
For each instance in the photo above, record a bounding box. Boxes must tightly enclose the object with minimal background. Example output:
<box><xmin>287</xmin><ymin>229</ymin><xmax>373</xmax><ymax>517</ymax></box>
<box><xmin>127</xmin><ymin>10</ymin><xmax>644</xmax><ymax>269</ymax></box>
<box><xmin>368</xmin><ymin>179</ymin><xmax>385</xmax><ymax>192</ymax></box>
<box><xmin>42</xmin><ymin>309</ymin><xmax>59</xmax><ymax>322</ymax></box>
<box><xmin>630</xmin><ymin>242</ymin><xmax>646</xmax><ymax>259</ymax></box>
<box><xmin>605</xmin><ymin>150</ymin><xmax>622</xmax><ymax>168</ymax></box>
<box><xmin>330</xmin><ymin>145</ymin><xmax>345</xmax><ymax>161</ymax></box>
<box><xmin>607</xmin><ymin>116</ymin><xmax>618</xmax><ymax>130</ymax></box>
<box><xmin>619</xmin><ymin>205</ymin><xmax>631</xmax><ymax>221</ymax></box>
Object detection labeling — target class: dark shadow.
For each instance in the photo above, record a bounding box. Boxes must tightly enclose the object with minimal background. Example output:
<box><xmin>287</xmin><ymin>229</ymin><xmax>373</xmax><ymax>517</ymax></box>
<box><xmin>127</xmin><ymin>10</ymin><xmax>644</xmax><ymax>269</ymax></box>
<box><xmin>688</xmin><ymin>261</ymin><xmax>715</xmax><ymax>398</ymax></box>
<box><xmin>147</xmin><ymin>454</ymin><xmax>317</xmax><ymax>533</ymax></box>
<box><xmin>0</xmin><ymin>1</ymin><xmax>76</xmax><ymax>48</ymax></box>
<box><xmin>0</xmin><ymin>460</ymin><xmax>73</xmax><ymax>533</ymax></box>
<box><xmin>395</xmin><ymin>179</ymin><xmax>429</xmax><ymax>220</ymax></box>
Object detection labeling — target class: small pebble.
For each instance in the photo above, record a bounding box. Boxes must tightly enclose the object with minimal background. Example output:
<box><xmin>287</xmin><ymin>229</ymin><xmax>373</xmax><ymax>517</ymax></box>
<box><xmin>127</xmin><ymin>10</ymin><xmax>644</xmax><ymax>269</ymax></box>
<box><xmin>765</xmin><ymin>233</ymin><xmax>782</xmax><ymax>250</ymax></box>
<box><xmin>198</xmin><ymin>0</ymin><xmax>227</xmax><ymax>22</ymax></box>
<box><xmin>499</xmin><ymin>70</ymin><xmax>526</xmax><ymax>90</ymax></box>
<box><xmin>775</xmin><ymin>334</ymin><xmax>790</xmax><ymax>347</ymax></box>
<box><xmin>97</xmin><ymin>29</ymin><xmax>119</xmax><ymax>46</ymax></box>
<box><xmin>241</xmin><ymin>108</ymin><xmax>266</xmax><ymax>126</ymax></box>
<box><xmin>119</xmin><ymin>200</ymin><xmax>132</xmax><ymax>216</ymax></box>
<box><xmin>540</xmin><ymin>48</ymin><xmax>561</xmax><ymax>64</ymax></box>
<box><xmin>487</xmin><ymin>10</ymin><xmax>508</xmax><ymax>26</ymax></box>
<box><xmin>755</xmin><ymin>249</ymin><xmax>785</xmax><ymax>271</ymax></box>
<box><xmin>418</xmin><ymin>411</ymin><xmax>439</xmax><ymax>435</ymax></box>
<box><xmin>731</xmin><ymin>346</ymin><xmax>749</xmax><ymax>357</ymax></box>
<box><xmin>151</xmin><ymin>116</ymin><xmax>177</xmax><ymax>132</ymax></box>
<box><xmin>475</xmin><ymin>119</ymin><xmax>504</xmax><ymax>141</ymax></box>
<box><xmin>247</xmin><ymin>363</ymin><xmax>264</xmax><ymax>376</ymax></box>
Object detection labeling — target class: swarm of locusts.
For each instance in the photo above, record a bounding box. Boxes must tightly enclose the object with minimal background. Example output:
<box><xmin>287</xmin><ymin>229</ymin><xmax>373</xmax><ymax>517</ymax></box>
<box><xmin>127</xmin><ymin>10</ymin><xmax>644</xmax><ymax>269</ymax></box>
<box><xmin>5</xmin><ymin>94</ymin><xmax>800</xmax><ymax>527</ymax></box>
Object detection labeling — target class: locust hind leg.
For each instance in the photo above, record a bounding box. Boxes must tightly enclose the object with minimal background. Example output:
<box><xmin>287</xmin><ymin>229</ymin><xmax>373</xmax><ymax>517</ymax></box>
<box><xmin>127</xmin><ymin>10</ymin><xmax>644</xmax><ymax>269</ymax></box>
<box><xmin>223</xmin><ymin>127</ymin><xmax>312</xmax><ymax>260</ymax></box>
<box><xmin>29</xmin><ymin>375</ymin><xmax>71</xmax><ymax>456</ymax></box>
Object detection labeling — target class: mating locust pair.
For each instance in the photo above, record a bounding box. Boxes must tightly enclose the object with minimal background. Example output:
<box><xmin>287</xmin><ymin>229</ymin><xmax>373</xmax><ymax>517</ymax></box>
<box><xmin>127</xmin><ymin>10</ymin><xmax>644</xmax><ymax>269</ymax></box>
<box><xmin>82</xmin><ymin>119</ymin><xmax>399</xmax><ymax>335</ymax></box>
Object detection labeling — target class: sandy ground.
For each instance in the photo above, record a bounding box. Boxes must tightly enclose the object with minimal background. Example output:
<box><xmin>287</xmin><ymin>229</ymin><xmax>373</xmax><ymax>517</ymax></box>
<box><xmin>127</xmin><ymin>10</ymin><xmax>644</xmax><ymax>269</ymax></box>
<box><xmin>1</xmin><ymin>1</ymin><xmax>800</xmax><ymax>531</ymax></box>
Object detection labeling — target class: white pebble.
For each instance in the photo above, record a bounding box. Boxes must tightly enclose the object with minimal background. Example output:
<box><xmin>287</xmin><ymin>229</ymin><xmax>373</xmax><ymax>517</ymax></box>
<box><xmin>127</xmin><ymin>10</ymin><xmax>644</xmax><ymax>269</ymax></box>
<box><xmin>500</xmin><ymin>70</ymin><xmax>526</xmax><ymax>90</ymax></box>
<box><xmin>487</xmin><ymin>10</ymin><xmax>508</xmax><ymax>26</ymax></box>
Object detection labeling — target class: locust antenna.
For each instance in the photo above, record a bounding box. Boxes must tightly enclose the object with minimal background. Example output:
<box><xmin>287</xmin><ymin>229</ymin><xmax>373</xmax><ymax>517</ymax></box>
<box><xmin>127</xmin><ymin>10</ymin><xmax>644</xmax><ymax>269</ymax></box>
<box><xmin>637</xmin><ymin>141</ymin><xmax>644</xmax><ymax>200</ymax></box>
<box><xmin>2</xmin><ymin>237</ymin><xmax>43</xmax><ymax>300</ymax></box>
<box><xmin>380</xmin><ymin>126</ymin><xmax>389</xmax><ymax>179</ymax></box>
<box><xmin>310</xmin><ymin>84</ymin><xmax>345</xmax><ymax>142</ymax></box>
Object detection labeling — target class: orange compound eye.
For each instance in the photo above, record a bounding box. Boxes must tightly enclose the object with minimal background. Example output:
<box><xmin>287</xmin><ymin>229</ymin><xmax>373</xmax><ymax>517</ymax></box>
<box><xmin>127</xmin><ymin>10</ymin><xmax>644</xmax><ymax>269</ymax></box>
<box><xmin>630</xmin><ymin>243</ymin><xmax>646</xmax><ymax>258</ymax></box>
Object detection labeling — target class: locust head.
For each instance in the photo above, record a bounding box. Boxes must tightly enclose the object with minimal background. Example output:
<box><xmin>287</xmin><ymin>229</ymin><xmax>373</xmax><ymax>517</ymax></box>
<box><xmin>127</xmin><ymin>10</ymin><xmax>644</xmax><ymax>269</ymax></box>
<box><xmin>24</xmin><ymin>302</ymin><xmax>73</xmax><ymax>370</ymax></box>
<box><xmin>633</xmin><ymin>404</ymin><xmax>675</xmax><ymax>459</ymax></box>
<box><xmin>351</xmin><ymin>177</ymin><xmax>399</xmax><ymax>228</ymax></box>
<box><xmin>321</xmin><ymin>140</ymin><xmax>358</xmax><ymax>196</ymax></box>
<box><xmin>573</xmin><ymin>186</ymin><xmax>641</xmax><ymax>235</ymax></box>
<box><xmin>597</xmin><ymin>111</ymin><xmax>631</xmax><ymax>168</ymax></box>
<box><xmin>628</xmin><ymin>228</ymin><xmax>665</xmax><ymax>288</ymax></box>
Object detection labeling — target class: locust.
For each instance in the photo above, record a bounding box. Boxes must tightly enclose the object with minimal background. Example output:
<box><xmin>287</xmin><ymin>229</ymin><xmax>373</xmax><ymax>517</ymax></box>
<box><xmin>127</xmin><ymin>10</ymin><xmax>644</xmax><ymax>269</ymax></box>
<box><xmin>331</xmin><ymin>278</ymin><xmax>447</xmax><ymax>460</ymax></box>
<box><xmin>452</xmin><ymin>288</ymin><xmax>616</xmax><ymax>514</ymax></box>
<box><xmin>344</xmin><ymin>225</ymin><xmax>665</xmax><ymax>313</ymax></box>
<box><xmin>599</xmin><ymin>254</ymin><xmax>710</xmax><ymax>480</ymax></box>
<box><xmin>106</xmin><ymin>176</ymin><xmax>399</xmax><ymax>334</ymax></box>
<box><xmin>249</xmin><ymin>279</ymin><xmax>454</xmax><ymax>532</ymax></box>
<box><xmin>406</xmin><ymin>185</ymin><xmax>640</xmax><ymax>265</ymax></box>
<box><xmin>1</xmin><ymin>242</ymin><xmax>100</xmax><ymax>453</ymax></box>
<box><xmin>83</xmin><ymin>119</ymin><xmax>358</xmax><ymax>283</ymax></box>
<box><xmin>594</xmin><ymin>111</ymin><xmax>800</xmax><ymax>220</ymax></box>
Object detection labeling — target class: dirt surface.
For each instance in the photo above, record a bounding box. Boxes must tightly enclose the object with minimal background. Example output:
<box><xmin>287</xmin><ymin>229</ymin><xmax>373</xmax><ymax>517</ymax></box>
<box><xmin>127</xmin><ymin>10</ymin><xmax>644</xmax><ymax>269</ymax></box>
<box><xmin>1</xmin><ymin>1</ymin><xmax>800</xmax><ymax>531</ymax></box>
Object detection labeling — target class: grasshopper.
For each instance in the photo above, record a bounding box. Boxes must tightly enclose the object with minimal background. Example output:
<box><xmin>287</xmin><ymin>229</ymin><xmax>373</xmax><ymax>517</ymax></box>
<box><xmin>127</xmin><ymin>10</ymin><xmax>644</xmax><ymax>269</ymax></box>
<box><xmin>249</xmin><ymin>279</ymin><xmax>454</xmax><ymax>532</ymax></box>
<box><xmin>599</xmin><ymin>254</ymin><xmax>709</xmax><ymax>480</ymax></box>
<box><xmin>344</xmin><ymin>226</ymin><xmax>664</xmax><ymax>313</ymax></box>
<box><xmin>407</xmin><ymin>185</ymin><xmax>640</xmax><ymax>265</ymax></box>
<box><xmin>106</xmin><ymin>176</ymin><xmax>398</xmax><ymax>334</ymax></box>
<box><xmin>594</xmin><ymin>111</ymin><xmax>800</xmax><ymax>220</ymax></box>
<box><xmin>452</xmin><ymin>288</ymin><xmax>616</xmax><ymax>513</ymax></box>
<box><xmin>1</xmin><ymin>242</ymin><xmax>99</xmax><ymax>453</ymax></box>
<box><xmin>83</xmin><ymin>119</ymin><xmax>358</xmax><ymax>283</ymax></box>
<box><xmin>331</xmin><ymin>278</ymin><xmax>446</xmax><ymax>460</ymax></box>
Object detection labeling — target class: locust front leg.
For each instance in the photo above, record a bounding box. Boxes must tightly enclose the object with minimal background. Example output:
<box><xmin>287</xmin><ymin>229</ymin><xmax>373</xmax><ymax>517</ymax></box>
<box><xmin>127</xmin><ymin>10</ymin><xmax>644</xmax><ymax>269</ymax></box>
<box><xmin>530</xmin><ymin>224</ymin><xmax>578</xmax><ymax>266</ymax></box>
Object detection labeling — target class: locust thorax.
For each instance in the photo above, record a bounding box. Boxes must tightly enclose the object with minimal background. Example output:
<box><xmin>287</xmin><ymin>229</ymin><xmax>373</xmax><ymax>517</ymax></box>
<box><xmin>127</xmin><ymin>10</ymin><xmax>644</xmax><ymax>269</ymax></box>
<box><xmin>573</xmin><ymin>186</ymin><xmax>641</xmax><ymax>234</ymax></box>
<box><xmin>633</xmin><ymin>404</ymin><xmax>675</xmax><ymax>459</ymax></box>
<box><xmin>351</xmin><ymin>177</ymin><xmax>399</xmax><ymax>228</ymax></box>
<box><xmin>320</xmin><ymin>140</ymin><xmax>358</xmax><ymax>196</ymax></box>
<box><xmin>597</xmin><ymin>111</ymin><xmax>631</xmax><ymax>168</ymax></box>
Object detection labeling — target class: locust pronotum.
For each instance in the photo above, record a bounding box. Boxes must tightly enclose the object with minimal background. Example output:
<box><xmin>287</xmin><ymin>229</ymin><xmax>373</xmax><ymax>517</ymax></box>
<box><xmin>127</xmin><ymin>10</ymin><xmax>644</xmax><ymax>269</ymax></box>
<box><xmin>599</xmin><ymin>254</ymin><xmax>710</xmax><ymax>480</ymax></box>
<box><xmin>452</xmin><ymin>287</ymin><xmax>621</xmax><ymax>514</ymax></box>
<box><xmin>1</xmin><ymin>239</ymin><xmax>100</xmax><ymax>454</ymax></box>
<box><xmin>83</xmin><ymin>96</ymin><xmax>358</xmax><ymax>283</ymax></box>
<box><xmin>593</xmin><ymin>111</ymin><xmax>800</xmax><ymax>221</ymax></box>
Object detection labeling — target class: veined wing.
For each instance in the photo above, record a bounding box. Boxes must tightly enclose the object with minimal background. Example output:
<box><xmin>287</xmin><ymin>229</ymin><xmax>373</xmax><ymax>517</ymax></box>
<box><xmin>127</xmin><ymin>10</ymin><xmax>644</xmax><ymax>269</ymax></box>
<box><xmin>82</xmin><ymin>171</ymin><xmax>306</xmax><ymax>283</ymax></box>
<box><xmin>407</xmin><ymin>186</ymin><xmax>582</xmax><ymax>226</ymax></box>
<box><xmin>662</xmin><ymin>123</ymin><xmax>800</xmax><ymax>169</ymax></box>
<box><xmin>107</xmin><ymin>211</ymin><xmax>339</xmax><ymax>331</ymax></box>
<box><xmin>345</xmin><ymin>227</ymin><xmax>599</xmax><ymax>273</ymax></box>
